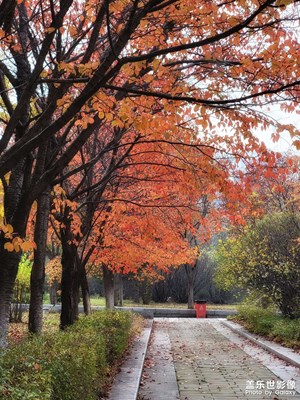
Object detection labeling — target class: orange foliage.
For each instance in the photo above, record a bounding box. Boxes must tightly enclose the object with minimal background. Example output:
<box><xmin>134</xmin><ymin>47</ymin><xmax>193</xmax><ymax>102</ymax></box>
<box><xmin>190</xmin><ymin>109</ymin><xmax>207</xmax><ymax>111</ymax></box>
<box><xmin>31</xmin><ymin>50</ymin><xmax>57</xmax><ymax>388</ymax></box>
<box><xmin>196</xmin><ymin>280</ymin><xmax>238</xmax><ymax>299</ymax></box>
<box><xmin>51</xmin><ymin>126</ymin><xmax>280</xmax><ymax>279</ymax></box>
<box><xmin>45</xmin><ymin>256</ymin><xmax>62</xmax><ymax>285</ymax></box>
<box><xmin>0</xmin><ymin>0</ymin><xmax>299</xmax><ymax>179</ymax></box>
<box><xmin>2</xmin><ymin>0</ymin><xmax>299</xmax><ymax>272</ymax></box>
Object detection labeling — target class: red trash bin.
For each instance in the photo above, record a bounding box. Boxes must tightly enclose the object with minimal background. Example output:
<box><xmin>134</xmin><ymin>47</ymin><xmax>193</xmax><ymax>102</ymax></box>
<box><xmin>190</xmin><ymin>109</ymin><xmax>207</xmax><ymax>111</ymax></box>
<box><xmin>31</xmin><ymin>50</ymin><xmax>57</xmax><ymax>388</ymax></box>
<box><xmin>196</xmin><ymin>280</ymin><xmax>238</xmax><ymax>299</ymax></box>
<box><xmin>194</xmin><ymin>300</ymin><xmax>207</xmax><ymax>318</ymax></box>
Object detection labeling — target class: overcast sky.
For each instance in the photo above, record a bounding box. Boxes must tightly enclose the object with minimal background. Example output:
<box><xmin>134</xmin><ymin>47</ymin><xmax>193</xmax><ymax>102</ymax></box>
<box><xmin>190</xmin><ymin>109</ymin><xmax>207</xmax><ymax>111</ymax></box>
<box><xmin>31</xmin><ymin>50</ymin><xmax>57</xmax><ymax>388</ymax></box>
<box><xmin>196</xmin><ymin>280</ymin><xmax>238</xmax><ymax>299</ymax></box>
<box><xmin>255</xmin><ymin>106</ymin><xmax>299</xmax><ymax>154</ymax></box>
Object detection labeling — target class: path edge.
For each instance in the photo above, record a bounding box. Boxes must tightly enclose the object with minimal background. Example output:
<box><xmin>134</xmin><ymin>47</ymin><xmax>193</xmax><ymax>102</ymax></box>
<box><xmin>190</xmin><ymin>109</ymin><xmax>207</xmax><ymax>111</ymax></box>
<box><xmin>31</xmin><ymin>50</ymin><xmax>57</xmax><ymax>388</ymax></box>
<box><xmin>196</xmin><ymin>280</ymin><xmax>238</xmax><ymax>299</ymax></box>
<box><xmin>108</xmin><ymin>319</ymin><xmax>153</xmax><ymax>400</ymax></box>
<box><xmin>222</xmin><ymin>319</ymin><xmax>300</xmax><ymax>369</ymax></box>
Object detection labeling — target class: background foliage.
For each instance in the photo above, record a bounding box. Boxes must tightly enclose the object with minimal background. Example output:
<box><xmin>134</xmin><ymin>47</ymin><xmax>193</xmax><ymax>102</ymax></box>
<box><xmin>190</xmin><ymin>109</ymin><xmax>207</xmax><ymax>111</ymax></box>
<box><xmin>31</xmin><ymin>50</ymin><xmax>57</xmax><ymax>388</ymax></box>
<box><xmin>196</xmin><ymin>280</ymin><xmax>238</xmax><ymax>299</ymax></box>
<box><xmin>214</xmin><ymin>212</ymin><xmax>300</xmax><ymax>318</ymax></box>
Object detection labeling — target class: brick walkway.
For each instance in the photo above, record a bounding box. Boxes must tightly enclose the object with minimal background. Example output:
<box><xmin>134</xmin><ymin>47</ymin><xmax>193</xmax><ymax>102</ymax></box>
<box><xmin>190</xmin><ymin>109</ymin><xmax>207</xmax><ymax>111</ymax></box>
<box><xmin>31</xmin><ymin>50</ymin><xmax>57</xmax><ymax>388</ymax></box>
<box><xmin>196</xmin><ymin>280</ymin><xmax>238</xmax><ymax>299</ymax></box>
<box><xmin>138</xmin><ymin>319</ymin><xmax>300</xmax><ymax>400</ymax></box>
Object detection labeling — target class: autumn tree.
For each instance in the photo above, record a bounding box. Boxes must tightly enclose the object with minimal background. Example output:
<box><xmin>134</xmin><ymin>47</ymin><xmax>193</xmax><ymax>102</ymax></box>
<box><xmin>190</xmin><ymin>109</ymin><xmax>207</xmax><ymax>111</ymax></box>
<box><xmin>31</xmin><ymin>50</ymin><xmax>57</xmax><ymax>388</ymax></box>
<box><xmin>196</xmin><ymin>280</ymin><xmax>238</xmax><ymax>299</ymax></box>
<box><xmin>49</xmin><ymin>123</ymin><xmax>142</xmax><ymax>327</ymax></box>
<box><xmin>50</xmin><ymin>122</ymin><xmax>250</xmax><ymax>318</ymax></box>
<box><xmin>0</xmin><ymin>0</ymin><xmax>299</xmax><ymax>346</ymax></box>
<box><xmin>89</xmin><ymin>134</ymin><xmax>281</xmax><ymax>310</ymax></box>
<box><xmin>51</xmin><ymin>134</ymin><xmax>205</xmax><ymax>325</ymax></box>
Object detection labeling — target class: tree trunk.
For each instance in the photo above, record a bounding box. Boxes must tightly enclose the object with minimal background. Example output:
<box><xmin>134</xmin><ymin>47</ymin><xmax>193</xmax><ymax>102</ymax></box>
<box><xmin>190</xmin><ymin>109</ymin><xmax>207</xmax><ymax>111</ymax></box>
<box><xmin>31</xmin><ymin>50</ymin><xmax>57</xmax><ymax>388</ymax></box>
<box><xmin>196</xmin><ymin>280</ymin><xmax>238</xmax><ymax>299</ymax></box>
<box><xmin>187</xmin><ymin>279</ymin><xmax>194</xmax><ymax>309</ymax></box>
<box><xmin>0</xmin><ymin>160</ymin><xmax>30</xmax><ymax>347</ymax></box>
<box><xmin>60</xmin><ymin>243</ymin><xmax>81</xmax><ymax>329</ymax></box>
<box><xmin>185</xmin><ymin>263</ymin><xmax>197</xmax><ymax>309</ymax></box>
<box><xmin>81</xmin><ymin>269</ymin><xmax>91</xmax><ymax>315</ymax></box>
<box><xmin>103</xmin><ymin>265</ymin><xmax>114</xmax><ymax>309</ymax></box>
<box><xmin>0</xmin><ymin>245</ymin><xmax>22</xmax><ymax>348</ymax></box>
<box><xmin>49</xmin><ymin>280</ymin><xmax>59</xmax><ymax>305</ymax></box>
<box><xmin>114</xmin><ymin>274</ymin><xmax>124</xmax><ymax>306</ymax></box>
<box><xmin>28</xmin><ymin>188</ymin><xmax>51</xmax><ymax>334</ymax></box>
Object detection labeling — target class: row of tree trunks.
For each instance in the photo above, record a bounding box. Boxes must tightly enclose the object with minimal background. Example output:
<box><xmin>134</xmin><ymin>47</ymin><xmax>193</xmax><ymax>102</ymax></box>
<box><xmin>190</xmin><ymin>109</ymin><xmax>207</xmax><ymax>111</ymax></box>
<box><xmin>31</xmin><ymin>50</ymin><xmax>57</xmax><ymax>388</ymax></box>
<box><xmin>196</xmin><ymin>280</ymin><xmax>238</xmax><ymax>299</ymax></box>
<box><xmin>59</xmin><ymin>234</ymin><xmax>92</xmax><ymax>328</ymax></box>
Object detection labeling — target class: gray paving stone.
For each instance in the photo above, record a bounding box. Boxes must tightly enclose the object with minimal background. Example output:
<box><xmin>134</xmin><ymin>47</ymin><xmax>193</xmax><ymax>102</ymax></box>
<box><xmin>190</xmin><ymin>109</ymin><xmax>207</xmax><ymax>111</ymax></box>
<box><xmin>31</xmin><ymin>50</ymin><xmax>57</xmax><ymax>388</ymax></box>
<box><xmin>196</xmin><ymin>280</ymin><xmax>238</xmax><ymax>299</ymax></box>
<box><xmin>108</xmin><ymin>320</ymin><xmax>152</xmax><ymax>400</ymax></box>
<box><xmin>138</xmin><ymin>321</ymin><xmax>180</xmax><ymax>400</ymax></box>
<box><xmin>166</xmin><ymin>319</ymin><xmax>300</xmax><ymax>400</ymax></box>
<box><xmin>135</xmin><ymin>318</ymin><xmax>300</xmax><ymax>400</ymax></box>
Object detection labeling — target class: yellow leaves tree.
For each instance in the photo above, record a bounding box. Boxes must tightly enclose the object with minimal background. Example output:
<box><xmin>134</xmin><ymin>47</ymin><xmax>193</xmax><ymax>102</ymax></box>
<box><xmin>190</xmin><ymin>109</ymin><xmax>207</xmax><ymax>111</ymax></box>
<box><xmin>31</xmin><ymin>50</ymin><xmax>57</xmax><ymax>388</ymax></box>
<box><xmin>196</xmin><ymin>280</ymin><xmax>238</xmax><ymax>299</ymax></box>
<box><xmin>214</xmin><ymin>213</ymin><xmax>300</xmax><ymax>318</ymax></box>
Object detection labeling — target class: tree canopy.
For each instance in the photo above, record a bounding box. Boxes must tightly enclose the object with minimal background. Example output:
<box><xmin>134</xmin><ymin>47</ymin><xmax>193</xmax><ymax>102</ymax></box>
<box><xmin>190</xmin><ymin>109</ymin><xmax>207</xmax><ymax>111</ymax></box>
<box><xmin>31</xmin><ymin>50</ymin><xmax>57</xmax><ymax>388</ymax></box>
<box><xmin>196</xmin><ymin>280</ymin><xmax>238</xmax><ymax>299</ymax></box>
<box><xmin>0</xmin><ymin>0</ymin><xmax>299</xmax><ymax>177</ymax></box>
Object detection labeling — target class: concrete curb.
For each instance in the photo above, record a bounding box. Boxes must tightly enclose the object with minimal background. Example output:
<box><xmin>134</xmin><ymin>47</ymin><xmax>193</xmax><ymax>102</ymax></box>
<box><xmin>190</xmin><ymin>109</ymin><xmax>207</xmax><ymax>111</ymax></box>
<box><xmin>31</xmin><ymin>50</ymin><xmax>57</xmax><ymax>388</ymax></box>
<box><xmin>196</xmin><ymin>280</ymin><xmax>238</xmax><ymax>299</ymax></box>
<box><xmin>41</xmin><ymin>304</ymin><xmax>237</xmax><ymax>318</ymax></box>
<box><xmin>108</xmin><ymin>319</ymin><xmax>153</xmax><ymax>400</ymax></box>
<box><xmin>116</xmin><ymin>307</ymin><xmax>237</xmax><ymax>318</ymax></box>
<box><xmin>222</xmin><ymin>319</ymin><xmax>300</xmax><ymax>369</ymax></box>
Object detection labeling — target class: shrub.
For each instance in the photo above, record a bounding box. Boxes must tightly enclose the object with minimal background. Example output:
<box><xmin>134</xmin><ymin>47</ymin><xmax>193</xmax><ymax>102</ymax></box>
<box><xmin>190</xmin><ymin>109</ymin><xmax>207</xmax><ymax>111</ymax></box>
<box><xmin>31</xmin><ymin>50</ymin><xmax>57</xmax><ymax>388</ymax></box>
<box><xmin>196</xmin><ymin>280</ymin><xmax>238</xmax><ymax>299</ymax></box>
<box><xmin>234</xmin><ymin>305</ymin><xmax>300</xmax><ymax>348</ymax></box>
<box><xmin>71</xmin><ymin>310</ymin><xmax>133</xmax><ymax>364</ymax></box>
<box><xmin>48</xmin><ymin>330</ymin><xmax>100</xmax><ymax>400</ymax></box>
<box><xmin>0</xmin><ymin>310</ymin><xmax>135</xmax><ymax>400</ymax></box>
<box><xmin>271</xmin><ymin>319</ymin><xmax>300</xmax><ymax>344</ymax></box>
<box><xmin>0</xmin><ymin>337</ymin><xmax>52</xmax><ymax>400</ymax></box>
<box><xmin>236</xmin><ymin>304</ymin><xmax>275</xmax><ymax>331</ymax></box>
<box><xmin>255</xmin><ymin>316</ymin><xmax>278</xmax><ymax>335</ymax></box>
<box><xmin>96</xmin><ymin>310</ymin><xmax>132</xmax><ymax>363</ymax></box>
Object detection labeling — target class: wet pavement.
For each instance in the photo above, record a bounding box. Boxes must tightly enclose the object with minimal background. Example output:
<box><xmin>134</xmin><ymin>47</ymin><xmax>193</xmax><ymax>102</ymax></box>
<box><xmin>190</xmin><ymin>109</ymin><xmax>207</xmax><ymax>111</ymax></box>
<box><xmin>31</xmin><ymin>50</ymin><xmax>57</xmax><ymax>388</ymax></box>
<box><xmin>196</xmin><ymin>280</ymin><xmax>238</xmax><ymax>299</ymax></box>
<box><xmin>138</xmin><ymin>319</ymin><xmax>300</xmax><ymax>400</ymax></box>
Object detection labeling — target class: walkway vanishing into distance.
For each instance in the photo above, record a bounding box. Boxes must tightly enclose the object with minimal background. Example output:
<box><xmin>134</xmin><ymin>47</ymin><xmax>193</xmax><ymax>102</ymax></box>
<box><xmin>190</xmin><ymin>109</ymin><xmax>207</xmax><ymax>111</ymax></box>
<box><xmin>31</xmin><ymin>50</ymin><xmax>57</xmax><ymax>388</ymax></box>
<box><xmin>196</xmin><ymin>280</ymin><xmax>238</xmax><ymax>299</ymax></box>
<box><xmin>137</xmin><ymin>319</ymin><xmax>300</xmax><ymax>400</ymax></box>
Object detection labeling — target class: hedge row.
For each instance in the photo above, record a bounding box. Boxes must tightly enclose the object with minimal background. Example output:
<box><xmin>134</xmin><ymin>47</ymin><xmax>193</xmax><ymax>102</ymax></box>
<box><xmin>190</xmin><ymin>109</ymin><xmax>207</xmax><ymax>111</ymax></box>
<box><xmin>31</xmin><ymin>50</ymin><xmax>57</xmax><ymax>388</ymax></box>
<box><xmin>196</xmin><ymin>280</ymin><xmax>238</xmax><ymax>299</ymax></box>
<box><xmin>0</xmin><ymin>310</ymin><xmax>134</xmax><ymax>400</ymax></box>
<box><xmin>234</xmin><ymin>305</ymin><xmax>300</xmax><ymax>348</ymax></box>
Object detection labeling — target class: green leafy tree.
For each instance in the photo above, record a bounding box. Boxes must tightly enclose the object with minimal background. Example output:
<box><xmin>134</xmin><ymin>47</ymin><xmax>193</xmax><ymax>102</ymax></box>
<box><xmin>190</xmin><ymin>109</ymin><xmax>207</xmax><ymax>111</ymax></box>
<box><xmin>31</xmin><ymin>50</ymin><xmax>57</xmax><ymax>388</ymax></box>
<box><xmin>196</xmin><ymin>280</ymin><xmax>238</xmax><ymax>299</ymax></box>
<box><xmin>214</xmin><ymin>213</ymin><xmax>300</xmax><ymax>318</ymax></box>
